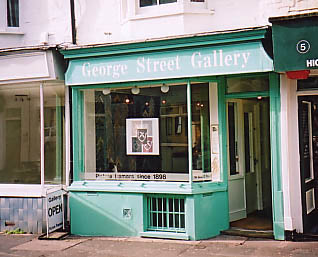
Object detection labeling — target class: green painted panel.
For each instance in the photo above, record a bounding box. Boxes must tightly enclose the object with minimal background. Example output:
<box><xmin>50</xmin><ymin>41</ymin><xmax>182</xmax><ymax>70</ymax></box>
<box><xmin>192</xmin><ymin>192</ymin><xmax>229</xmax><ymax>240</ymax></box>
<box><xmin>72</xmin><ymin>89</ymin><xmax>84</xmax><ymax>181</ymax></box>
<box><xmin>269</xmin><ymin>73</ymin><xmax>285</xmax><ymax>240</ymax></box>
<box><xmin>218</xmin><ymin>76</ymin><xmax>228</xmax><ymax>184</ymax></box>
<box><xmin>66</xmin><ymin>42</ymin><xmax>272</xmax><ymax>86</ymax></box>
<box><xmin>69</xmin><ymin>189</ymin><xmax>229</xmax><ymax>239</ymax></box>
<box><xmin>69</xmin><ymin>191</ymin><xmax>143</xmax><ymax>236</ymax></box>
<box><xmin>271</xmin><ymin>16</ymin><xmax>318</xmax><ymax>71</ymax></box>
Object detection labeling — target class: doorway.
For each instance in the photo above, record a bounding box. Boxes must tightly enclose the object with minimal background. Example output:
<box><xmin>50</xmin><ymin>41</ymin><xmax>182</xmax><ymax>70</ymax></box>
<box><xmin>227</xmin><ymin>97</ymin><xmax>273</xmax><ymax>233</ymax></box>
<box><xmin>298</xmin><ymin>95</ymin><xmax>318</xmax><ymax>234</ymax></box>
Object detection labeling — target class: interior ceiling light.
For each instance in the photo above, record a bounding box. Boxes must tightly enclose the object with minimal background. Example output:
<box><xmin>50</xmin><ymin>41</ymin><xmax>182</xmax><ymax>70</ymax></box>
<box><xmin>161</xmin><ymin>84</ymin><xmax>169</xmax><ymax>93</ymax></box>
<box><xmin>102</xmin><ymin>88</ymin><xmax>111</xmax><ymax>95</ymax></box>
<box><xmin>131</xmin><ymin>86</ymin><xmax>140</xmax><ymax>95</ymax></box>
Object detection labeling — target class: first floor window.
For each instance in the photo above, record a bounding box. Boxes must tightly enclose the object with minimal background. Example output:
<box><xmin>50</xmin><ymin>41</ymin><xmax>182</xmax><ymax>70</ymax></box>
<box><xmin>7</xmin><ymin>0</ymin><xmax>19</xmax><ymax>27</ymax></box>
<box><xmin>140</xmin><ymin>0</ymin><xmax>177</xmax><ymax>7</ymax></box>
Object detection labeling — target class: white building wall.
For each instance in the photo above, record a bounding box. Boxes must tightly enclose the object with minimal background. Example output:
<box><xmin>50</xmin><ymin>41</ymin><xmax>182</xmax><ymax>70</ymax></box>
<box><xmin>0</xmin><ymin>0</ymin><xmax>72</xmax><ymax>49</ymax></box>
<box><xmin>74</xmin><ymin>0</ymin><xmax>318</xmax><ymax>46</ymax></box>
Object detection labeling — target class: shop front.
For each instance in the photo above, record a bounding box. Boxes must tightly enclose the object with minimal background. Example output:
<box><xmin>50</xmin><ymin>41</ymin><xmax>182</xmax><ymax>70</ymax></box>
<box><xmin>271</xmin><ymin>13</ymin><xmax>318</xmax><ymax>239</ymax></box>
<box><xmin>0</xmin><ymin>48</ymin><xmax>68</xmax><ymax>234</ymax></box>
<box><xmin>62</xmin><ymin>27</ymin><xmax>284</xmax><ymax>240</ymax></box>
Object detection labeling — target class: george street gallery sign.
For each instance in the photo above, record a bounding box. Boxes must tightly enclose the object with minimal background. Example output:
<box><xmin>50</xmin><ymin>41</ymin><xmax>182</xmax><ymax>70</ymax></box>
<box><xmin>65</xmin><ymin>41</ymin><xmax>273</xmax><ymax>86</ymax></box>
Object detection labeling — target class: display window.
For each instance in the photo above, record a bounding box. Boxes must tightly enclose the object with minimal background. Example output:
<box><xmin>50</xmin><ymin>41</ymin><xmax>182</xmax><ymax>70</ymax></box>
<box><xmin>78</xmin><ymin>82</ymin><xmax>213</xmax><ymax>182</ymax></box>
<box><xmin>0</xmin><ymin>84</ymin><xmax>65</xmax><ymax>184</ymax></box>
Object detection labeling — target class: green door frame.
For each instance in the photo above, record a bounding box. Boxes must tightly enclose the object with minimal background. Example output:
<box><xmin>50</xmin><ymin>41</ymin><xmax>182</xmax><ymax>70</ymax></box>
<box><xmin>218</xmin><ymin>72</ymin><xmax>284</xmax><ymax>240</ymax></box>
<box><xmin>269</xmin><ymin>73</ymin><xmax>284</xmax><ymax>240</ymax></box>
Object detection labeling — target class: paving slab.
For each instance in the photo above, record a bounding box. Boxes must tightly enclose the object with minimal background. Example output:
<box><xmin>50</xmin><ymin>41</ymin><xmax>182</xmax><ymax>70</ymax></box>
<box><xmin>1</xmin><ymin>234</ymin><xmax>318</xmax><ymax>257</ymax></box>
<box><xmin>11</xmin><ymin>238</ymin><xmax>88</xmax><ymax>251</ymax></box>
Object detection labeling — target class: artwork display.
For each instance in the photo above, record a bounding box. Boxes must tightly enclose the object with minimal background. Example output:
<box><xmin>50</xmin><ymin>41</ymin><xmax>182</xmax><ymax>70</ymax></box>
<box><xmin>126</xmin><ymin>118</ymin><xmax>159</xmax><ymax>155</ymax></box>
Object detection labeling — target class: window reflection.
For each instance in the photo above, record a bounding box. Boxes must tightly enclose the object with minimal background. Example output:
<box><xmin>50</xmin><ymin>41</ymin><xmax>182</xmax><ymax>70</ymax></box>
<box><xmin>85</xmin><ymin>85</ymin><xmax>188</xmax><ymax>175</ymax></box>
<box><xmin>191</xmin><ymin>84</ymin><xmax>210</xmax><ymax>173</ymax></box>
<box><xmin>82</xmin><ymin>83</ymin><xmax>211</xmax><ymax>181</ymax></box>
<box><xmin>44</xmin><ymin>85</ymin><xmax>65</xmax><ymax>184</ymax></box>
<box><xmin>0</xmin><ymin>87</ymin><xmax>40</xmax><ymax>184</ymax></box>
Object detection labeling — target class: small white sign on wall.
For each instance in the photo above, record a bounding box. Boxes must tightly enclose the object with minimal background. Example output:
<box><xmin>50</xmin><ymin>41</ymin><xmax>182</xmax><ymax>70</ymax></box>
<box><xmin>126</xmin><ymin>118</ymin><xmax>159</xmax><ymax>155</ymax></box>
<box><xmin>46</xmin><ymin>190</ymin><xmax>64</xmax><ymax>235</ymax></box>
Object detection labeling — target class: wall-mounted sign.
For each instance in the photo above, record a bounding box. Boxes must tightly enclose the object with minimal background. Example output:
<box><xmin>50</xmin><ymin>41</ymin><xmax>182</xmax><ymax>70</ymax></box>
<box><xmin>65</xmin><ymin>41</ymin><xmax>273</xmax><ymax>85</ymax></box>
<box><xmin>46</xmin><ymin>190</ymin><xmax>64</xmax><ymax>236</ymax></box>
<box><xmin>126</xmin><ymin>118</ymin><xmax>159</xmax><ymax>155</ymax></box>
<box><xmin>271</xmin><ymin>16</ymin><xmax>318</xmax><ymax>72</ymax></box>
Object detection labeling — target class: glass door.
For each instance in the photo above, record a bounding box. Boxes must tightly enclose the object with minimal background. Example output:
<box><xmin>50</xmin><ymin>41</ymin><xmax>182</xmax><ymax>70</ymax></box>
<box><xmin>298</xmin><ymin>96</ymin><xmax>318</xmax><ymax>233</ymax></box>
<box><xmin>227</xmin><ymin>100</ymin><xmax>246</xmax><ymax>222</ymax></box>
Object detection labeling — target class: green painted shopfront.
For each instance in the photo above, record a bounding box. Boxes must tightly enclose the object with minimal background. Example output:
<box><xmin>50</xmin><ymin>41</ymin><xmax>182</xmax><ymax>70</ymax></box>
<box><xmin>61</xmin><ymin>27</ymin><xmax>285</xmax><ymax>240</ymax></box>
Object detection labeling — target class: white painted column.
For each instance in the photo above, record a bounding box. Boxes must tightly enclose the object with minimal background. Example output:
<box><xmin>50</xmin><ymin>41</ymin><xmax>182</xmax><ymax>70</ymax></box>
<box><xmin>280</xmin><ymin>74</ymin><xmax>303</xmax><ymax>233</ymax></box>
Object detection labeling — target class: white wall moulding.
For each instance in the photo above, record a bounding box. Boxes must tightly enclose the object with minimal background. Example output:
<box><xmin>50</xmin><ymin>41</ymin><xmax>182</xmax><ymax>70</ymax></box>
<box><xmin>0</xmin><ymin>184</ymin><xmax>62</xmax><ymax>197</ymax></box>
<box><xmin>0</xmin><ymin>50</ymin><xmax>65</xmax><ymax>85</ymax></box>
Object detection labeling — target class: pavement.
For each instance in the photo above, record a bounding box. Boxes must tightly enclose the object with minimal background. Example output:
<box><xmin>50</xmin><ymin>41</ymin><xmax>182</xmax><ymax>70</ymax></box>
<box><xmin>1</xmin><ymin>233</ymin><xmax>318</xmax><ymax>257</ymax></box>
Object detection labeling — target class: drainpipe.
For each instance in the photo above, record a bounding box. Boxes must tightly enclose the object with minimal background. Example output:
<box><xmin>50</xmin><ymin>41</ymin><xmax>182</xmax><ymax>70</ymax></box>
<box><xmin>70</xmin><ymin>0</ymin><xmax>76</xmax><ymax>45</ymax></box>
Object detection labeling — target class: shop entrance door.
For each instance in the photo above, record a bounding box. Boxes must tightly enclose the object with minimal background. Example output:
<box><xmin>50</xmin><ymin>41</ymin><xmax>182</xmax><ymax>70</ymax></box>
<box><xmin>298</xmin><ymin>96</ymin><xmax>318</xmax><ymax>234</ymax></box>
<box><xmin>227</xmin><ymin>98</ymin><xmax>272</xmax><ymax>226</ymax></box>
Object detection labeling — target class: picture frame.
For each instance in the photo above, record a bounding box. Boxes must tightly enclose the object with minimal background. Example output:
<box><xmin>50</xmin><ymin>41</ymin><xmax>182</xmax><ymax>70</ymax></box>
<box><xmin>126</xmin><ymin>118</ymin><xmax>160</xmax><ymax>155</ymax></box>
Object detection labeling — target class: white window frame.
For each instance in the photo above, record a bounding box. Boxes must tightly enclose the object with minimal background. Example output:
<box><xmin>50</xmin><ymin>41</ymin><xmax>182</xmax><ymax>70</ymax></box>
<box><xmin>121</xmin><ymin>0</ymin><xmax>213</xmax><ymax>22</ymax></box>
<box><xmin>0</xmin><ymin>0</ymin><xmax>23</xmax><ymax>34</ymax></box>
<box><xmin>139</xmin><ymin>0</ymin><xmax>178</xmax><ymax>8</ymax></box>
<box><xmin>0</xmin><ymin>83</ymin><xmax>68</xmax><ymax>197</ymax></box>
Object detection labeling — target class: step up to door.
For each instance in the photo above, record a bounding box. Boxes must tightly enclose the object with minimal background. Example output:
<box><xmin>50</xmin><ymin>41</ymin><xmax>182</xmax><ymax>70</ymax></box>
<box><xmin>221</xmin><ymin>227</ymin><xmax>274</xmax><ymax>239</ymax></box>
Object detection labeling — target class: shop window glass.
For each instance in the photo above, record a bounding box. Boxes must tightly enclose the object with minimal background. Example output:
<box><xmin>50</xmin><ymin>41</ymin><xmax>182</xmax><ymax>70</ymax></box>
<box><xmin>44</xmin><ymin>85</ymin><xmax>65</xmax><ymax>184</ymax></box>
<box><xmin>0</xmin><ymin>86</ymin><xmax>40</xmax><ymax>184</ymax></box>
<box><xmin>84</xmin><ymin>85</ymin><xmax>188</xmax><ymax>181</ymax></box>
<box><xmin>191</xmin><ymin>84</ymin><xmax>210</xmax><ymax>174</ymax></box>
<box><xmin>227</xmin><ymin>77</ymin><xmax>269</xmax><ymax>94</ymax></box>
<box><xmin>298</xmin><ymin>77</ymin><xmax>318</xmax><ymax>91</ymax></box>
<box><xmin>82</xmin><ymin>83</ymin><xmax>211</xmax><ymax>182</ymax></box>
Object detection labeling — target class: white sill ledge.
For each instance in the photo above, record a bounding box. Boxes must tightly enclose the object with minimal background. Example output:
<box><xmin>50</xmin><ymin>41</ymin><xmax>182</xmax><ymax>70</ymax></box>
<box><xmin>0</xmin><ymin>184</ymin><xmax>64</xmax><ymax>197</ymax></box>
<box><xmin>129</xmin><ymin>8</ymin><xmax>214</xmax><ymax>21</ymax></box>
<box><xmin>0</xmin><ymin>30</ymin><xmax>24</xmax><ymax>35</ymax></box>
<box><xmin>140</xmin><ymin>231</ymin><xmax>189</xmax><ymax>240</ymax></box>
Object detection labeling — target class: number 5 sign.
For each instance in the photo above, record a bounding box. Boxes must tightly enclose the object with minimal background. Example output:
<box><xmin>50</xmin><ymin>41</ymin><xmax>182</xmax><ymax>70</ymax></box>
<box><xmin>297</xmin><ymin>40</ymin><xmax>311</xmax><ymax>54</ymax></box>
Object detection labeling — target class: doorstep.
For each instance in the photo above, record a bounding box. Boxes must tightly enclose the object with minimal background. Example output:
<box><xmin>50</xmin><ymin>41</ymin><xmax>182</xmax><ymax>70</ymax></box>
<box><xmin>221</xmin><ymin>227</ymin><xmax>274</xmax><ymax>239</ymax></box>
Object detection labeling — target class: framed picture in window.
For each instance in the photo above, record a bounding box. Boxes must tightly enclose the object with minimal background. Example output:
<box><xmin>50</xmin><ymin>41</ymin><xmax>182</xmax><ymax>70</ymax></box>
<box><xmin>126</xmin><ymin>118</ymin><xmax>160</xmax><ymax>155</ymax></box>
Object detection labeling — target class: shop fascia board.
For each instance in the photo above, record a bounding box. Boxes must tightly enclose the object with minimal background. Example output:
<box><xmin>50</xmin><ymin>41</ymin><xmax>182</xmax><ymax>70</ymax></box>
<box><xmin>0</xmin><ymin>48</ymin><xmax>66</xmax><ymax>85</ymax></box>
<box><xmin>68</xmin><ymin>180</ymin><xmax>227</xmax><ymax>195</ymax></box>
<box><xmin>60</xmin><ymin>27</ymin><xmax>269</xmax><ymax>60</ymax></box>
